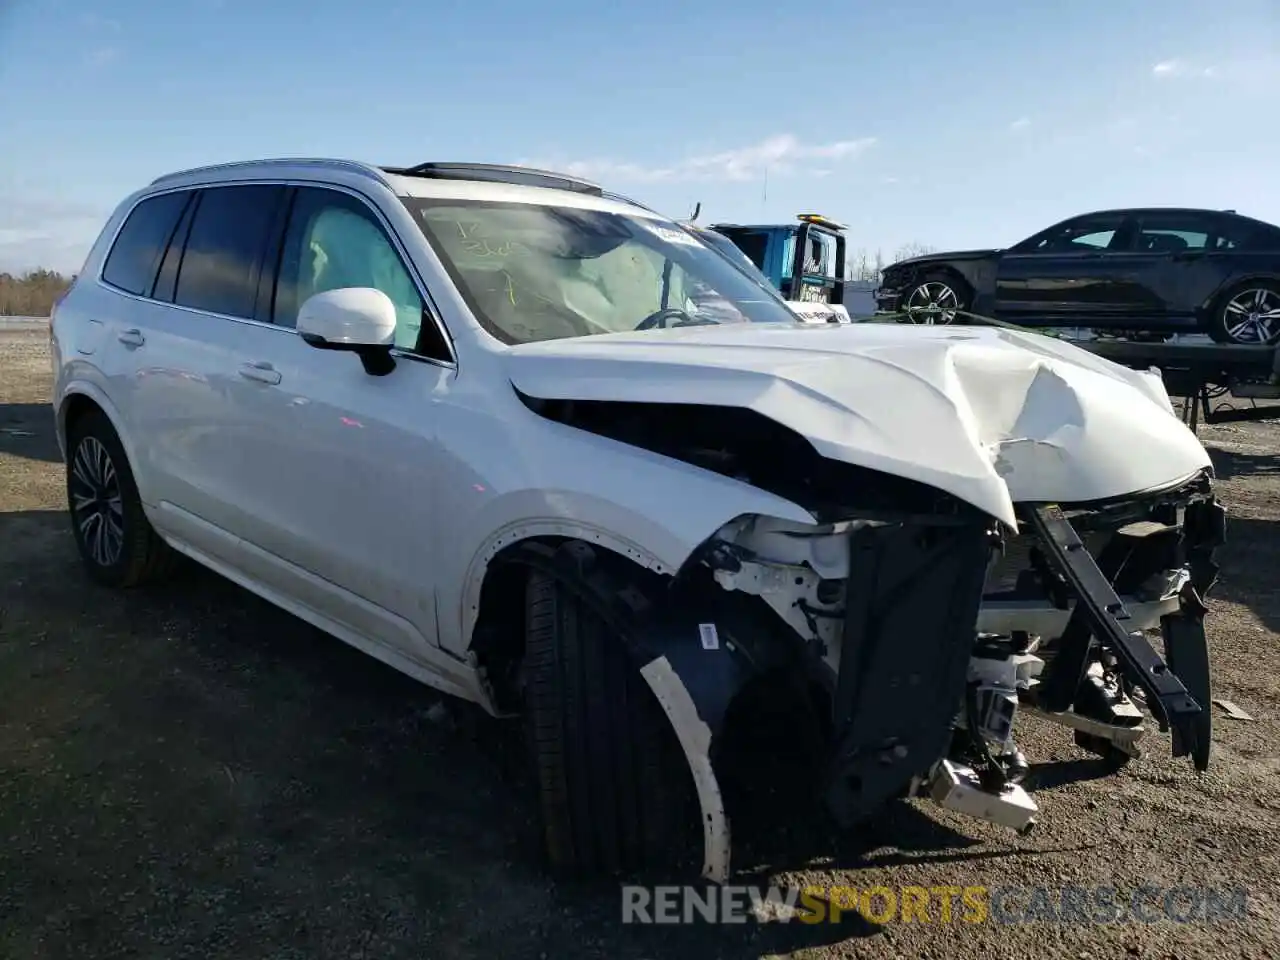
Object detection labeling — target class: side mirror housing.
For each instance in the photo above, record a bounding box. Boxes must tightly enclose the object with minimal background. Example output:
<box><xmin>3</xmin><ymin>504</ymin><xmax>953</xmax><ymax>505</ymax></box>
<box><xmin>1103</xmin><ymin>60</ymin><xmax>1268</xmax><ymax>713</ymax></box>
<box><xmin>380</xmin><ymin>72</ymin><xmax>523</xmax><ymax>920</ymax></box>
<box><xmin>297</xmin><ymin>287</ymin><xmax>398</xmax><ymax>376</ymax></box>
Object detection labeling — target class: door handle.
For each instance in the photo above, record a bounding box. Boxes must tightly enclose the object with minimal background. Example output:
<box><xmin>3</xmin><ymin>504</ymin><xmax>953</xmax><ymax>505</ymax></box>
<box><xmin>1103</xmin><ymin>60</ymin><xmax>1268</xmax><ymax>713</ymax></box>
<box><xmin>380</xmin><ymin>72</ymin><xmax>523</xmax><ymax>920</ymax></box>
<box><xmin>238</xmin><ymin>361</ymin><xmax>282</xmax><ymax>385</ymax></box>
<box><xmin>117</xmin><ymin>328</ymin><xmax>145</xmax><ymax>347</ymax></box>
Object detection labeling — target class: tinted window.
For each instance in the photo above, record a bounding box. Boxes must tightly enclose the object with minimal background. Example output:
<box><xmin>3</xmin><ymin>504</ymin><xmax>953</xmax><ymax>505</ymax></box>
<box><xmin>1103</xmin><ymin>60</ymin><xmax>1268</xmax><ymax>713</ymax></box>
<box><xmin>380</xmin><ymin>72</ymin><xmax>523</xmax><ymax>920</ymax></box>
<box><xmin>101</xmin><ymin>191</ymin><xmax>191</xmax><ymax>296</ymax></box>
<box><xmin>1215</xmin><ymin>217</ymin><xmax>1280</xmax><ymax>251</ymax></box>
<box><xmin>1014</xmin><ymin>213</ymin><xmax>1129</xmax><ymax>254</ymax></box>
<box><xmin>152</xmin><ymin>196</ymin><xmax>199</xmax><ymax>303</ymax></box>
<box><xmin>174</xmin><ymin>185</ymin><xmax>286</xmax><ymax>318</ymax></box>
<box><xmin>274</xmin><ymin>188</ymin><xmax>429</xmax><ymax>353</ymax></box>
<box><xmin>1135</xmin><ymin>212</ymin><xmax>1215</xmax><ymax>252</ymax></box>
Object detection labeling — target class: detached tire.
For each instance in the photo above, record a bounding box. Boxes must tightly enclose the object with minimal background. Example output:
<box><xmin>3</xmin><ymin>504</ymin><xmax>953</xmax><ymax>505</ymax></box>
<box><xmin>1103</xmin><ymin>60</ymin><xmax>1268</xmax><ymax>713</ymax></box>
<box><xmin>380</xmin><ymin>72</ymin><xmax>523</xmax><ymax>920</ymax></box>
<box><xmin>66</xmin><ymin>408</ymin><xmax>177</xmax><ymax>588</ymax></box>
<box><xmin>523</xmin><ymin>566</ymin><xmax>695</xmax><ymax>879</ymax></box>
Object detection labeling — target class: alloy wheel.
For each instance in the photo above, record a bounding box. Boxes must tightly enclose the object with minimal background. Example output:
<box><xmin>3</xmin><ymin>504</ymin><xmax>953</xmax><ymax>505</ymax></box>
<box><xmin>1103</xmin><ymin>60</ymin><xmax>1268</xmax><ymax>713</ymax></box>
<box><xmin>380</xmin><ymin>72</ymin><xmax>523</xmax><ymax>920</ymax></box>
<box><xmin>1222</xmin><ymin>287</ymin><xmax>1280</xmax><ymax>344</ymax></box>
<box><xmin>70</xmin><ymin>435</ymin><xmax>125</xmax><ymax>567</ymax></box>
<box><xmin>904</xmin><ymin>281</ymin><xmax>961</xmax><ymax>324</ymax></box>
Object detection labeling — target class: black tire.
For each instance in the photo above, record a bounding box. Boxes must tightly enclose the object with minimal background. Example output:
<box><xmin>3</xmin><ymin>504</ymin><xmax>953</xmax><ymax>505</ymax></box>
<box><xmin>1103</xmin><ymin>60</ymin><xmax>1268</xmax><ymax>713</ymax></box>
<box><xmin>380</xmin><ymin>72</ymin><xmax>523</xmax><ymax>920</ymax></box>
<box><xmin>899</xmin><ymin>271</ymin><xmax>971</xmax><ymax>325</ymax></box>
<box><xmin>522</xmin><ymin>566</ymin><xmax>695</xmax><ymax>879</ymax></box>
<box><xmin>1206</xmin><ymin>280</ymin><xmax>1280</xmax><ymax>345</ymax></box>
<box><xmin>66</xmin><ymin>408</ymin><xmax>177</xmax><ymax>588</ymax></box>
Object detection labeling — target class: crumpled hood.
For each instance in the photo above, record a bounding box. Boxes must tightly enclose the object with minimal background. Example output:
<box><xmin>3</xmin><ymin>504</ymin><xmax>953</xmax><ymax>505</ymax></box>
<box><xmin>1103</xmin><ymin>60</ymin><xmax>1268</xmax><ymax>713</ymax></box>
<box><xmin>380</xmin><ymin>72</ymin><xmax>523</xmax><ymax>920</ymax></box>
<box><xmin>502</xmin><ymin>323</ymin><xmax>1212</xmax><ymax>528</ymax></box>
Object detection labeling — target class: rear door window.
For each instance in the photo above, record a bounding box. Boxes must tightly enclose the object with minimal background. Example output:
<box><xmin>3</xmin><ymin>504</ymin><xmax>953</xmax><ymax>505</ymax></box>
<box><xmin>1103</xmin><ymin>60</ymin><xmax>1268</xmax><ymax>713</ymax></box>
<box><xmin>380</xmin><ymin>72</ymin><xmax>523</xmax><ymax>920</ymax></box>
<box><xmin>173</xmin><ymin>185</ymin><xmax>288</xmax><ymax>319</ymax></box>
<box><xmin>101</xmin><ymin>191</ymin><xmax>192</xmax><ymax>297</ymax></box>
<box><xmin>1133</xmin><ymin>212</ymin><xmax>1216</xmax><ymax>252</ymax></box>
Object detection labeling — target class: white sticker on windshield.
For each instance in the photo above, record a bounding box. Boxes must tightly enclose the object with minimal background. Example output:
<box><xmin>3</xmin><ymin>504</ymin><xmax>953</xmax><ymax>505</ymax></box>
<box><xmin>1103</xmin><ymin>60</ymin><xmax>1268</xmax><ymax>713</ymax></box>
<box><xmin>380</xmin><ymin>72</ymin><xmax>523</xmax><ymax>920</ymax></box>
<box><xmin>642</xmin><ymin>222</ymin><xmax>701</xmax><ymax>246</ymax></box>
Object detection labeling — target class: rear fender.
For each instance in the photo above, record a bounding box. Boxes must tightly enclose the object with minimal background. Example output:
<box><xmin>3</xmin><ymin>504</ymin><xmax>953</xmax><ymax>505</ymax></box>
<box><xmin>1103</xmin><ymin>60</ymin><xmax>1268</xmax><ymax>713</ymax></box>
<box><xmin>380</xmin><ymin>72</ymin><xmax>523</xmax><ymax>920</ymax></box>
<box><xmin>56</xmin><ymin>380</ymin><xmax>148</xmax><ymax>500</ymax></box>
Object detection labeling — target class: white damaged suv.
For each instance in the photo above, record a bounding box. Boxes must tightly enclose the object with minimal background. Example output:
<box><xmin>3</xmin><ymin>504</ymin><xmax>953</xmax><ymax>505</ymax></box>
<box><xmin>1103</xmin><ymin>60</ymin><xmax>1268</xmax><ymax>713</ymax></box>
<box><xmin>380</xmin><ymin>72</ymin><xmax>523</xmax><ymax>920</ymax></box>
<box><xmin>51</xmin><ymin>159</ymin><xmax>1227</xmax><ymax>881</ymax></box>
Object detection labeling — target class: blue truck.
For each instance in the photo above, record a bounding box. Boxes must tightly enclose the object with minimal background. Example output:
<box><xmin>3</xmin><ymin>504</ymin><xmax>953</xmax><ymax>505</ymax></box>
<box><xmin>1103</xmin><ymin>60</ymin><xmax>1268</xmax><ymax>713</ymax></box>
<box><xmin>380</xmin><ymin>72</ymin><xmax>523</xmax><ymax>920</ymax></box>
<box><xmin>706</xmin><ymin>214</ymin><xmax>850</xmax><ymax>314</ymax></box>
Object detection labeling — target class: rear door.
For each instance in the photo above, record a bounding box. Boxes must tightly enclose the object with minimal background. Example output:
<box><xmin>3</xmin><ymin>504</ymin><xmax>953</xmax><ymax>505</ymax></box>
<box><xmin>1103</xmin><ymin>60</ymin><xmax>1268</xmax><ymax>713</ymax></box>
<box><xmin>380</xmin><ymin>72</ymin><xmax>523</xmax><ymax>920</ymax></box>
<box><xmin>994</xmin><ymin>212</ymin><xmax>1142</xmax><ymax>322</ymax></box>
<box><xmin>1126</xmin><ymin>210</ymin><xmax>1252</xmax><ymax>323</ymax></box>
<box><xmin>95</xmin><ymin>188</ymin><xmax>197</xmax><ymax>493</ymax></box>
<box><xmin>126</xmin><ymin>183</ymin><xmax>292</xmax><ymax>547</ymax></box>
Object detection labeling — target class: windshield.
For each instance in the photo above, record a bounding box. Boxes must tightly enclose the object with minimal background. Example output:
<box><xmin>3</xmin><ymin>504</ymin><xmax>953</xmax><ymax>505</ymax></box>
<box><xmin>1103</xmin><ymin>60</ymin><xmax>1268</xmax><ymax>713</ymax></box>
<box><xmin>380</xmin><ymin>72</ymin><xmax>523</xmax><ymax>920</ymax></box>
<box><xmin>403</xmin><ymin>199</ymin><xmax>796</xmax><ymax>344</ymax></box>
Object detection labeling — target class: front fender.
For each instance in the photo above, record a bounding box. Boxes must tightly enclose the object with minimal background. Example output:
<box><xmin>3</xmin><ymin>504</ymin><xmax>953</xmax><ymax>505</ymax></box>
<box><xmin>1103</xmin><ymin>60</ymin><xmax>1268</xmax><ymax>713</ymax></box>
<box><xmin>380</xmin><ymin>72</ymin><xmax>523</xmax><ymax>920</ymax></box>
<box><xmin>432</xmin><ymin>393</ymin><xmax>818</xmax><ymax>656</ymax></box>
<box><xmin>445</xmin><ymin>482</ymin><xmax>816</xmax><ymax>657</ymax></box>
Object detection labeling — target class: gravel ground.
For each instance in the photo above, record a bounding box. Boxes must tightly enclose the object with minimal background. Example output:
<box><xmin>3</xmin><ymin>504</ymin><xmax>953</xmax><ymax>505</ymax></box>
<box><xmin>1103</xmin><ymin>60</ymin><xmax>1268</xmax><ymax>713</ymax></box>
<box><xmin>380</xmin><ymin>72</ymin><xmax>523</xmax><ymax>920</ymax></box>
<box><xmin>2</xmin><ymin>324</ymin><xmax>1278</xmax><ymax>959</ymax></box>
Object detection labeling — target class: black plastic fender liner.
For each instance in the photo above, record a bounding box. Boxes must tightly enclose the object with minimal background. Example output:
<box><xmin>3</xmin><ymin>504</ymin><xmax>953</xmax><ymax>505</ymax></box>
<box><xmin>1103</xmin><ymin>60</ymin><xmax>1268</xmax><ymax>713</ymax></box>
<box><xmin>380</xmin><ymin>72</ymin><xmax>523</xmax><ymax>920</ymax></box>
<box><xmin>488</xmin><ymin>539</ymin><xmax>800</xmax><ymax>737</ymax></box>
<box><xmin>825</xmin><ymin>520</ymin><xmax>994</xmax><ymax>828</ymax></box>
<box><xmin>1183</xmin><ymin>496</ymin><xmax>1227</xmax><ymax>597</ymax></box>
<box><xmin>487</xmin><ymin>538</ymin><xmax>806</xmax><ymax>881</ymax></box>
<box><xmin>1163</xmin><ymin>584</ymin><xmax>1213</xmax><ymax>771</ymax></box>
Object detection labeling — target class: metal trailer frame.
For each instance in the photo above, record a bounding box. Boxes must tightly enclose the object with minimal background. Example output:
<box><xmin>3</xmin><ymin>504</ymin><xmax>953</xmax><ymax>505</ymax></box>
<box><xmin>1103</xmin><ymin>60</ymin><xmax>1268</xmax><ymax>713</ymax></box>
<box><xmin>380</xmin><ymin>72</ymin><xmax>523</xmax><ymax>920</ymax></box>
<box><xmin>1063</xmin><ymin>338</ymin><xmax>1280</xmax><ymax>434</ymax></box>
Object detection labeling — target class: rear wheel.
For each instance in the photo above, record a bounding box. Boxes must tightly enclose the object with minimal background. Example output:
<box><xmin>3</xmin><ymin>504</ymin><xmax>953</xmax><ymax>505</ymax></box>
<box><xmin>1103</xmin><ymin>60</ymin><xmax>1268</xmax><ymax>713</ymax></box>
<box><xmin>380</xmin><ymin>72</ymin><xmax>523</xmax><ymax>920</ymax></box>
<box><xmin>901</xmin><ymin>273</ymin><xmax>970</xmax><ymax>324</ymax></box>
<box><xmin>1207</xmin><ymin>281</ymin><xmax>1280</xmax><ymax>344</ymax></box>
<box><xmin>66</xmin><ymin>409</ymin><xmax>177</xmax><ymax>588</ymax></box>
<box><xmin>522</xmin><ymin>565</ymin><xmax>696</xmax><ymax>879</ymax></box>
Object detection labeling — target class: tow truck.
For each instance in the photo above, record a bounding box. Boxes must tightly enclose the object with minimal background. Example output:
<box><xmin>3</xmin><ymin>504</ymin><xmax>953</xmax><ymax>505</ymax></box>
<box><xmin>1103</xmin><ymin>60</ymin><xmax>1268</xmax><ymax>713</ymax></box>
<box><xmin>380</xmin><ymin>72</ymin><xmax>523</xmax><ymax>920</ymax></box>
<box><xmin>698</xmin><ymin>214</ymin><xmax>853</xmax><ymax>323</ymax></box>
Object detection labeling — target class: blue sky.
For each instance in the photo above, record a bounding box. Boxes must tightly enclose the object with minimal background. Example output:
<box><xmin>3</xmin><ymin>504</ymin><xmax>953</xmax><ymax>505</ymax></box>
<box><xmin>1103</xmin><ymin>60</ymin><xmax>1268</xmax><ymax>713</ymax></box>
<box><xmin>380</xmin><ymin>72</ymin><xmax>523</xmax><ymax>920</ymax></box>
<box><xmin>1</xmin><ymin>0</ymin><xmax>1277</xmax><ymax>273</ymax></box>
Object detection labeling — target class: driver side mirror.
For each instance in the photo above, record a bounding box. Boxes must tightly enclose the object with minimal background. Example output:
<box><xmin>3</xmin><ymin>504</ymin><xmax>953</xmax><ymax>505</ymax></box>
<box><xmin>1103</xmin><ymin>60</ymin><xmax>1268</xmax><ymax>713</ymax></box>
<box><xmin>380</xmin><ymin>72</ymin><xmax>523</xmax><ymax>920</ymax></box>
<box><xmin>297</xmin><ymin>287</ymin><xmax>398</xmax><ymax>376</ymax></box>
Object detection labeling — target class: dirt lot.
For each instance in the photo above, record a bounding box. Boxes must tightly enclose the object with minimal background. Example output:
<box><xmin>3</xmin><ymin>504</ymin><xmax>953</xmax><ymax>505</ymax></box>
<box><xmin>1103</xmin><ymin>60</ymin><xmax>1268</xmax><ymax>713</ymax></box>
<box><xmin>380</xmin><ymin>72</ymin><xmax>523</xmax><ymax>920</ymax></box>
<box><xmin>2</xmin><ymin>323</ymin><xmax>1279</xmax><ymax>959</ymax></box>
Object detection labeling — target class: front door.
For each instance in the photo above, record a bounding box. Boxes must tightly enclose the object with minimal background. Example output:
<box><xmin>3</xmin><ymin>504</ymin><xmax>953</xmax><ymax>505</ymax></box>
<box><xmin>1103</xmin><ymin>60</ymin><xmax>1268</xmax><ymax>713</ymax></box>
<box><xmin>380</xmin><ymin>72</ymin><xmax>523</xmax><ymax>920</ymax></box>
<box><xmin>215</xmin><ymin>185</ymin><xmax>454</xmax><ymax>662</ymax></box>
<box><xmin>995</xmin><ymin>211</ymin><xmax>1144</xmax><ymax>324</ymax></box>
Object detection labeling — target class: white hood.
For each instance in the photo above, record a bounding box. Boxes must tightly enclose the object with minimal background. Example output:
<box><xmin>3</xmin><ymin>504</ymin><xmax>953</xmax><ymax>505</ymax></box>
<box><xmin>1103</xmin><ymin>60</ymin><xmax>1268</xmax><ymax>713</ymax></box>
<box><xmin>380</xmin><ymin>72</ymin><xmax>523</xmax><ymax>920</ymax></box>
<box><xmin>502</xmin><ymin>323</ymin><xmax>1212</xmax><ymax>528</ymax></box>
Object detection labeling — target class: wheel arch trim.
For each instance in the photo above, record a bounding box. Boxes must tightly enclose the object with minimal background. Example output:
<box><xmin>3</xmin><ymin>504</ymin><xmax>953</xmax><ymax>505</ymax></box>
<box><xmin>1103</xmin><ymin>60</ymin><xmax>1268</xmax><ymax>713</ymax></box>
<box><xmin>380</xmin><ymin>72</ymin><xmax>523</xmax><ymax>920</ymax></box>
<box><xmin>1198</xmin><ymin>273</ymin><xmax>1280</xmax><ymax>316</ymax></box>
<box><xmin>56</xmin><ymin>383</ymin><xmax>149</xmax><ymax>500</ymax></box>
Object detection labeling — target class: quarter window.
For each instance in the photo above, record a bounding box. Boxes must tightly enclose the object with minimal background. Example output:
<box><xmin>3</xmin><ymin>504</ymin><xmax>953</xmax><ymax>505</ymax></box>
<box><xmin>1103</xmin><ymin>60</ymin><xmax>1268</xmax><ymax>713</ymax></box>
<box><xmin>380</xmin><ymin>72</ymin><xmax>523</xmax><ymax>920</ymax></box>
<box><xmin>173</xmin><ymin>185</ymin><xmax>286</xmax><ymax>318</ymax></box>
<box><xmin>101</xmin><ymin>191</ymin><xmax>192</xmax><ymax>297</ymax></box>
<box><xmin>273</xmin><ymin>188</ymin><xmax>427</xmax><ymax>353</ymax></box>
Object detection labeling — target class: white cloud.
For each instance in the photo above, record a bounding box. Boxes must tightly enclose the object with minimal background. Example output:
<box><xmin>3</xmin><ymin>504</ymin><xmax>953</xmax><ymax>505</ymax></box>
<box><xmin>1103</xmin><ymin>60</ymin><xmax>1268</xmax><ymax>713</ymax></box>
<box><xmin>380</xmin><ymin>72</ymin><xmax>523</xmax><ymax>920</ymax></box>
<box><xmin>1152</xmin><ymin>59</ymin><xmax>1216</xmax><ymax>79</ymax></box>
<box><xmin>1009</xmin><ymin>117</ymin><xmax>1031</xmax><ymax>131</ymax></box>
<box><xmin>519</xmin><ymin>133</ymin><xmax>877</xmax><ymax>185</ymax></box>
<box><xmin>0</xmin><ymin>196</ymin><xmax>109</xmax><ymax>273</ymax></box>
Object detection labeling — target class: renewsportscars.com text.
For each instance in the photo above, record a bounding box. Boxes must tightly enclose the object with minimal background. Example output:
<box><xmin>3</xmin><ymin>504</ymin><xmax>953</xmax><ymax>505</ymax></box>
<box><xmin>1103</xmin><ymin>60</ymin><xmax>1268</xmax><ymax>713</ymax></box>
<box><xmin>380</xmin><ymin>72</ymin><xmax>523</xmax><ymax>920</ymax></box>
<box><xmin>621</xmin><ymin>884</ymin><xmax>1249</xmax><ymax>925</ymax></box>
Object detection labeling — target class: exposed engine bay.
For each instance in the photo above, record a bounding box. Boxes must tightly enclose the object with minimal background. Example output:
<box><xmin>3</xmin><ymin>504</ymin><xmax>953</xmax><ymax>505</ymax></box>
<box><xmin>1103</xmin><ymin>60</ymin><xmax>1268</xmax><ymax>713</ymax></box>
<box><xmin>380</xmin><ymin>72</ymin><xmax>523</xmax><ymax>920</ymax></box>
<box><xmin>516</xmin><ymin>391</ymin><xmax>1227</xmax><ymax>880</ymax></box>
<box><xmin>701</xmin><ymin>471</ymin><xmax>1224</xmax><ymax>841</ymax></box>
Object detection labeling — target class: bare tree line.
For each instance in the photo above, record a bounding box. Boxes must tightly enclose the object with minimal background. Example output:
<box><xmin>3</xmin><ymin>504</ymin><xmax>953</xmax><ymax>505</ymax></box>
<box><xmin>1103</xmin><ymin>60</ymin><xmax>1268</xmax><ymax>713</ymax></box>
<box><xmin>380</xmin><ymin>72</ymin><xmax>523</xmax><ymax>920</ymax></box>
<box><xmin>0</xmin><ymin>269</ymin><xmax>73</xmax><ymax>317</ymax></box>
<box><xmin>845</xmin><ymin>243</ymin><xmax>937</xmax><ymax>282</ymax></box>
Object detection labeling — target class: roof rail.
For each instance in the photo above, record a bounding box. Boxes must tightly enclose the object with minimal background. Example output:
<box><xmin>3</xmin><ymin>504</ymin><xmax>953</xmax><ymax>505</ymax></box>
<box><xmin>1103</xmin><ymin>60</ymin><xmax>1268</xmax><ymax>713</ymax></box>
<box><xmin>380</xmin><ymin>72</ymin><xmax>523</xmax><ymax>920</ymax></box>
<box><xmin>150</xmin><ymin>158</ymin><xmax>391</xmax><ymax>188</ymax></box>
<box><xmin>380</xmin><ymin>162</ymin><xmax>603</xmax><ymax>196</ymax></box>
<box><xmin>601</xmin><ymin>190</ymin><xmax>662</xmax><ymax>215</ymax></box>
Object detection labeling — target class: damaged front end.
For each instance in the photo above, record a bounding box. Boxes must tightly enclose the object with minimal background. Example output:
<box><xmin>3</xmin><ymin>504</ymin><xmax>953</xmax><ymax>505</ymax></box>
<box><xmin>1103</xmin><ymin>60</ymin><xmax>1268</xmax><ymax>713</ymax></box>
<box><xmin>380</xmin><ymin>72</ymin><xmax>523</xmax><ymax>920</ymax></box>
<box><xmin>660</xmin><ymin>468</ymin><xmax>1225</xmax><ymax>880</ymax></box>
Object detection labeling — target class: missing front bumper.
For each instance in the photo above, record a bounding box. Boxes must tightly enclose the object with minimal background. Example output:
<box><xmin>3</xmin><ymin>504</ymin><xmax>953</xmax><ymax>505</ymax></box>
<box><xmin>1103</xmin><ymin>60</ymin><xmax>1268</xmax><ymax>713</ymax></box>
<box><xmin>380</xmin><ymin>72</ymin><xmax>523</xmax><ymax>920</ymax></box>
<box><xmin>1024</xmin><ymin>502</ymin><xmax>1217</xmax><ymax>771</ymax></box>
<box><xmin>824</xmin><ymin>488</ymin><xmax>1226</xmax><ymax>830</ymax></box>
